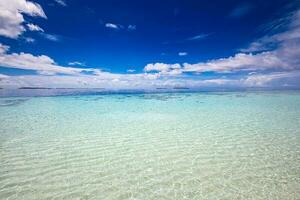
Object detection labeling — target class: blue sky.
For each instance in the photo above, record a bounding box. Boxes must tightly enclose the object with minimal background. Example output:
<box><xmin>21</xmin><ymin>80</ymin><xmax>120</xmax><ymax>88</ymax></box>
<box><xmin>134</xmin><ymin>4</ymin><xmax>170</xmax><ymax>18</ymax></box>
<box><xmin>0</xmin><ymin>0</ymin><xmax>299</xmax><ymax>89</ymax></box>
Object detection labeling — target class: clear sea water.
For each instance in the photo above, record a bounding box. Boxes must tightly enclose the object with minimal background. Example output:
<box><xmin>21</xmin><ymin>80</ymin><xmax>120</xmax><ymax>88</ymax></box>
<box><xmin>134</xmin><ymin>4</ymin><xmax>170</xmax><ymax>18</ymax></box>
<box><xmin>0</xmin><ymin>91</ymin><xmax>299</xmax><ymax>199</ymax></box>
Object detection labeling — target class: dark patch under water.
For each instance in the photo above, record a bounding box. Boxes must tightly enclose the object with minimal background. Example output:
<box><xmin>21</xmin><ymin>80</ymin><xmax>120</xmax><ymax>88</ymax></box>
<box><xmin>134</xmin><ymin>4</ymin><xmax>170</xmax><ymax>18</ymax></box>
<box><xmin>138</xmin><ymin>94</ymin><xmax>184</xmax><ymax>101</ymax></box>
<box><xmin>0</xmin><ymin>98</ymin><xmax>29</xmax><ymax>107</ymax></box>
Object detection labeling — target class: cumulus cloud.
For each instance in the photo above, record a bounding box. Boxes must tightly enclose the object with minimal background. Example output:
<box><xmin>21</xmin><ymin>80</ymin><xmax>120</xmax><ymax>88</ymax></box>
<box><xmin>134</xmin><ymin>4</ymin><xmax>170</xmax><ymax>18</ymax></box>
<box><xmin>1</xmin><ymin>6</ymin><xmax>300</xmax><ymax>90</ymax></box>
<box><xmin>0</xmin><ymin>43</ymin><xmax>99</xmax><ymax>75</ymax></box>
<box><xmin>1</xmin><ymin>71</ymin><xmax>299</xmax><ymax>89</ymax></box>
<box><xmin>162</xmin><ymin>7</ymin><xmax>300</xmax><ymax>74</ymax></box>
<box><xmin>144</xmin><ymin>63</ymin><xmax>180</xmax><ymax>72</ymax></box>
<box><xmin>145</xmin><ymin>42</ymin><xmax>298</xmax><ymax>75</ymax></box>
<box><xmin>105</xmin><ymin>23</ymin><xmax>120</xmax><ymax>29</ymax></box>
<box><xmin>144</xmin><ymin>63</ymin><xmax>182</xmax><ymax>76</ymax></box>
<box><xmin>183</xmin><ymin>51</ymin><xmax>289</xmax><ymax>73</ymax></box>
<box><xmin>0</xmin><ymin>0</ymin><xmax>46</xmax><ymax>38</ymax></box>
<box><xmin>199</xmin><ymin>7</ymin><xmax>300</xmax><ymax>74</ymax></box>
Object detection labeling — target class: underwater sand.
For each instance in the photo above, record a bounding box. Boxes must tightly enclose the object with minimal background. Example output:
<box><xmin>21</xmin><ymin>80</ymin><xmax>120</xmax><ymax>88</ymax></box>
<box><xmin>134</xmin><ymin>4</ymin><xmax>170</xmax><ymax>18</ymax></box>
<box><xmin>0</xmin><ymin>92</ymin><xmax>299</xmax><ymax>199</ymax></box>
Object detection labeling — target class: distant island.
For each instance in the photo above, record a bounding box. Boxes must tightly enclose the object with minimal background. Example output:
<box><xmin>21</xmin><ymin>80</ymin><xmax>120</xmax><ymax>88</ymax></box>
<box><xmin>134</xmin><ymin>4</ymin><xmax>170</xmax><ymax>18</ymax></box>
<box><xmin>18</xmin><ymin>87</ymin><xmax>105</xmax><ymax>90</ymax></box>
<box><xmin>19</xmin><ymin>87</ymin><xmax>52</xmax><ymax>89</ymax></box>
<box><xmin>173</xmin><ymin>87</ymin><xmax>190</xmax><ymax>90</ymax></box>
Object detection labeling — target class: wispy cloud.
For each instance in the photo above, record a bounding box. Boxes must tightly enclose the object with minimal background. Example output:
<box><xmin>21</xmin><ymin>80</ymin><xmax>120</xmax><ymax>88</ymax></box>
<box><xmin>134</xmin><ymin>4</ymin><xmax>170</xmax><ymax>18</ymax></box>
<box><xmin>24</xmin><ymin>37</ymin><xmax>35</xmax><ymax>43</ymax></box>
<box><xmin>127</xmin><ymin>69</ymin><xmax>136</xmax><ymax>73</ymax></box>
<box><xmin>54</xmin><ymin>0</ymin><xmax>67</xmax><ymax>7</ymax></box>
<box><xmin>186</xmin><ymin>33</ymin><xmax>210</xmax><ymax>41</ymax></box>
<box><xmin>128</xmin><ymin>25</ymin><xmax>136</xmax><ymax>31</ymax></box>
<box><xmin>241</xmin><ymin>9</ymin><xmax>300</xmax><ymax>53</ymax></box>
<box><xmin>40</xmin><ymin>33</ymin><xmax>61</xmax><ymax>42</ymax></box>
<box><xmin>163</xmin><ymin>33</ymin><xmax>210</xmax><ymax>45</ymax></box>
<box><xmin>27</xmin><ymin>23</ymin><xmax>44</xmax><ymax>32</ymax></box>
<box><xmin>68</xmin><ymin>61</ymin><xmax>86</xmax><ymax>66</ymax></box>
<box><xmin>105</xmin><ymin>23</ymin><xmax>136</xmax><ymax>31</ymax></box>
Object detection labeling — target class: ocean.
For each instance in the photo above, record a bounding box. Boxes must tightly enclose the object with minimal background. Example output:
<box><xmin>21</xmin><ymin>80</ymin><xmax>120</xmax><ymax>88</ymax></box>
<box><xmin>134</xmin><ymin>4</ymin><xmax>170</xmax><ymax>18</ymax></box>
<box><xmin>0</xmin><ymin>91</ymin><xmax>299</xmax><ymax>199</ymax></box>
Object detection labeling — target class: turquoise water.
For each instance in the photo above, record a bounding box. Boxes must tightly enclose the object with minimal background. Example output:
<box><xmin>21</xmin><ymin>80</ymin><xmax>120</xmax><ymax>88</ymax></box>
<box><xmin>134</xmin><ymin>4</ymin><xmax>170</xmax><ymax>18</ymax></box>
<box><xmin>0</xmin><ymin>92</ymin><xmax>300</xmax><ymax>199</ymax></box>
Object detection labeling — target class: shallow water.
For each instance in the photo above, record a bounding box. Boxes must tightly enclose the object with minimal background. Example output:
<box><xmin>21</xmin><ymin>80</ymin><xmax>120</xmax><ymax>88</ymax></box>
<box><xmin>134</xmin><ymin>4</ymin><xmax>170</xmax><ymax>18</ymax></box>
<box><xmin>0</xmin><ymin>92</ymin><xmax>300</xmax><ymax>199</ymax></box>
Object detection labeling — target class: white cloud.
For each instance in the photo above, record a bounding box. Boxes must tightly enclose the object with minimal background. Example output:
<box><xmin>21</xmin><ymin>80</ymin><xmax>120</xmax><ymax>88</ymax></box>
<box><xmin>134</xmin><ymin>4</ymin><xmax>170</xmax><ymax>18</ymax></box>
<box><xmin>1</xmin><ymin>7</ymin><xmax>300</xmax><ymax>90</ymax></box>
<box><xmin>127</xmin><ymin>69</ymin><xmax>136</xmax><ymax>73</ymax></box>
<box><xmin>0</xmin><ymin>43</ymin><xmax>10</xmax><ymax>54</ymax></box>
<box><xmin>0</xmin><ymin>73</ymin><xmax>9</xmax><ymax>79</ymax></box>
<box><xmin>241</xmin><ymin>9</ymin><xmax>300</xmax><ymax>53</ymax></box>
<box><xmin>105</xmin><ymin>23</ymin><xmax>137</xmax><ymax>32</ymax></box>
<box><xmin>0</xmin><ymin>43</ymin><xmax>100</xmax><ymax>75</ymax></box>
<box><xmin>0</xmin><ymin>70</ymin><xmax>167</xmax><ymax>89</ymax></box>
<box><xmin>54</xmin><ymin>0</ymin><xmax>67</xmax><ymax>7</ymax></box>
<box><xmin>201</xmin><ymin>78</ymin><xmax>236</xmax><ymax>85</ymax></box>
<box><xmin>141</xmin><ymin>47</ymin><xmax>296</xmax><ymax>75</ymax></box>
<box><xmin>0</xmin><ymin>41</ymin><xmax>298</xmax><ymax>89</ymax></box>
<box><xmin>243</xmin><ymin>71</ymin><xmax>300</xmax><ymax>87</ymax></box>
<box><xmin>183</xmin><ymin>51</ymin><xmax>288</xmax><ymax>73</ymax></box>
<box><xmin>179</xmin><ymin>8</ymin><xmax>300</xmax><ymax>74</ymax></box>
<box><xmin>0</xmin><ymin>0</ymin><xmax>46</xmax><ymax>39</ymax></box>
<box><xmin>68</xmin><ymin>61</ymin><xmax>86</xmax><ymax>66</ymax></box>
<box><xmin>144</xmin><ymin>63</ymin><xmax>183</xmax><ymax>76</ymax></box>
<box><xmin>105</xmin><ymin>23</ymin><xmax>120</xmax><ymax>29</ymax></box>
<box><xmin>178</xmin><ymin>52</ymin><xmax>188</xmax><ymax>56</ymax></box>
<box><xmin>2</xmin><ymin>70</ymin><xmax>299</xmax><ymax>89</ymax></box>
<box><xmin>144</xmin><ymin>63</ymin><xmax>180</xmax><ymax>72</ymax></box>
<box><xmin>27</xmin><ymin>23</ymin><xmax>44</xmax><ymax>32</ymax></box>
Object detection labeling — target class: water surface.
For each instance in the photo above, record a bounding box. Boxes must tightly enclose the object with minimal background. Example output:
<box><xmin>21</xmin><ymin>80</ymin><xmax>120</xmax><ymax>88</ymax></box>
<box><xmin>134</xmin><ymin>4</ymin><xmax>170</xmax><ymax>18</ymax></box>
<box><xmin>0</xmin><ymin>92</ymin><xmax>299</xmax><ymax>199</ymax></box>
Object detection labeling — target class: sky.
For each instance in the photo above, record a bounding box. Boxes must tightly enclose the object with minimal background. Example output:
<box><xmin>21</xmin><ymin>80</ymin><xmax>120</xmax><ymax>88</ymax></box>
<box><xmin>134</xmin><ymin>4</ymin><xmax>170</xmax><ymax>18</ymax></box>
<box><xmin>0</xmin><ymin>0</ymin><xmax>299</xmax><ymax>90</ymax></box>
